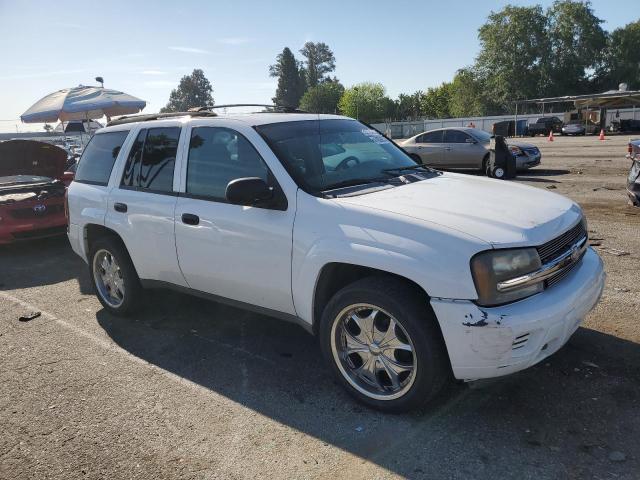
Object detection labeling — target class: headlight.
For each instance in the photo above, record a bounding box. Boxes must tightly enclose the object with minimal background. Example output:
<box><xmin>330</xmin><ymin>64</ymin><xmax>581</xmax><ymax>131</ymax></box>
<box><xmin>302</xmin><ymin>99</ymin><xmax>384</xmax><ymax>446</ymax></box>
<box><xmin>471</xmin><ymin>248</ymin><xmax>543</xmax><ymax>306</ymax></box>
<box><xmin>509</xmin><ymin>145</ymin><xmax>523</xmax><ymax>156</ymax></box>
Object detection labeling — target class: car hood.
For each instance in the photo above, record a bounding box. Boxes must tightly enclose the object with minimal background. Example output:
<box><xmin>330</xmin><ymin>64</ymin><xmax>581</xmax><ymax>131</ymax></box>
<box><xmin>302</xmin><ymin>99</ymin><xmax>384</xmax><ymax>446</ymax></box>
<box><xmin>507</xmin><ymin>140</ymin><xmax>536</xmax><ymax>150</ymax></box>
<box><xmin>0</xmin><ymin>140</ymin><xmax>67</xmax><ymax>179</ymax></box>
<box><xmin>335</xmin><ymin>173</ymin><xmax>582</xmax><ymax>247</ymax></box>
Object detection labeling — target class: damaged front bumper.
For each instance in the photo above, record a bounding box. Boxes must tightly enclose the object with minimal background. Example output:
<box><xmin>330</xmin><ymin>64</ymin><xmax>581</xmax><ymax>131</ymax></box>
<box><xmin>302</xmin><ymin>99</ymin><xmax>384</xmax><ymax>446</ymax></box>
<box><xmin>431</xmin><ymin>247</ymin><xmax>605</xmax><ymax>381</ymax></box>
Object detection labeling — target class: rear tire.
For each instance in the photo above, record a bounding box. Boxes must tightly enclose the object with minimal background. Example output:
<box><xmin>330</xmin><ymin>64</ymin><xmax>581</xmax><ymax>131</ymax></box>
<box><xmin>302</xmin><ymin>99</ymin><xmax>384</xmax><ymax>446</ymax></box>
<box><xmin>409</xmin><ymin>153</ymin><xmax>422</xmax><ymax>164</ymax></box>
<box><xmin>89</xmin><ymin>236</ymin><xmax>142</xmax><ymax>316</ymax></box>
<box><xmin>319</xmin><ymin>276</ymin><xmax>450</xmax><ymax>413</ymax></box>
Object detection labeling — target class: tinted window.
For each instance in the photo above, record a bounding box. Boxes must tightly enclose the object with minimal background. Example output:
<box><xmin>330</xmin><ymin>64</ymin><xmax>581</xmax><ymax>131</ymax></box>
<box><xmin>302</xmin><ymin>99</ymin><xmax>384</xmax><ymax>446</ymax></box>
<box><xmin>187</xmin><ymin>127</ymin><xmax>269</xmax><ymax>200</ymax></box>
<box><xmin>75</xmin><ymin>131</ymin><xmax>129</xmax><ymax>185</ymax></box>
<box><xmin>120</xmin><ymin>127</ymin><xmax>180</xmax><ymax>192</ymax></box>
<box><xmin>443</xmin><ymin>130</ymin><xmax>471</xmax><ymax>143</ymax></box>
<box><xmin>417</xmin><ymin>131</ymin><xmax>443</xmax><ymax>143</ymax></box>
<box><xmin>121</xmin><ymin>130</ymin><xmax>145</xmax><ymax>187</ymax></box>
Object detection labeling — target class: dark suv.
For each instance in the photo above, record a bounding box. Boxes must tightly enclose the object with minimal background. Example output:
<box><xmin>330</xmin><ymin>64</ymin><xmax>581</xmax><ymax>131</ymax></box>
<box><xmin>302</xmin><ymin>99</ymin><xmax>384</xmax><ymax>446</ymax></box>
<box><xmin>528</xmin><ymin>117</ymin><xmax>563</xmax><ymax>136</ymax></box>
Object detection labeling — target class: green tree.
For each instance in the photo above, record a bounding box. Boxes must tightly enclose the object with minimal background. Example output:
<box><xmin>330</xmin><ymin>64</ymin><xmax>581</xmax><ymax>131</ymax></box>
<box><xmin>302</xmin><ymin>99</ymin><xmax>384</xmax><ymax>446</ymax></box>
<box><xmin>269</xmin><ymin>47</ymin><xmax>306</xmax><ymax>108</ymax></box>
<box><xmin>546</xmin><ymin>0</ymin><xmax>607</xmax><ymax>95</ymax></box>
<box><xmin>299</xmin><ymin>42</ymin><xmax>336</xmax><ymax>88</ymax></box>
<box><xmin>394</xmin><ymin>92</ymin><xmax>425</xmax><ymax>120</ymax></box>
<box><xmin>338</xmin><ymin>82</ymin><xmax>388</xmax><ymax>122</ymax></box>
<box><xmin>299</xmin><ymin>80</ymin><xmax>344</xmax><ymax>113</ymax></box>
<box><xmin>420</xmin><ymin>83</ymin><xmax>453</xmax><ymax>118</ymax></box>
<box><xmin>475</xmin><ymin>5</ymin><xmax>549</xmax><ymax>110</ymax></box>
<box><xmin>448</xmin><ymin>68</ymin><xmax>496</xmax><ymax>117</ymax></box>
<box><xmin>160</xmin><ymin>69</ymin><xmax>213</xmax><ymax>113</ymax></box>
<box><xmin>598</xmin><ymin>20</ymin><xmax>640</xmax><ymax>90</ymax></box>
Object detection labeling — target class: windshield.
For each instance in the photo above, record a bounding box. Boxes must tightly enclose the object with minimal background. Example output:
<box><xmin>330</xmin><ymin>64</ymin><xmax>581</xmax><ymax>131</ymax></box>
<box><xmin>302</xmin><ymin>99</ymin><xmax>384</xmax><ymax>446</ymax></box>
<box><xmin>255</xmin><ymin>119</ymin><xmax>421</xmax><ymax>193</ymax></box>
<box><xmin>467</xmin><ymin>128</ymin><xmax>492</xmax><ymax>143</ymax></box>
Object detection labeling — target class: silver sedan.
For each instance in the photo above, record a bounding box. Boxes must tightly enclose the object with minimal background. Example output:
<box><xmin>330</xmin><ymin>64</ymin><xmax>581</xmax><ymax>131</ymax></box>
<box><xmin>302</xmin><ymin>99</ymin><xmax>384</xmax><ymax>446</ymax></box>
<box><xmin>398</xmin><ymin>127</ymin><xmax>541</xmax><ymax>172</ymax></box>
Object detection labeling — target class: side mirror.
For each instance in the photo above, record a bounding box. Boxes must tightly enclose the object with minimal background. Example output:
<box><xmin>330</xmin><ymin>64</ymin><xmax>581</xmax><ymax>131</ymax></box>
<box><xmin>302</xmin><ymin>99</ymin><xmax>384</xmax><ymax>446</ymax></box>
<box><xmin>225</xmin><ymin>177</ymin><xmax>274</xmax><ymax>207</ymax></box>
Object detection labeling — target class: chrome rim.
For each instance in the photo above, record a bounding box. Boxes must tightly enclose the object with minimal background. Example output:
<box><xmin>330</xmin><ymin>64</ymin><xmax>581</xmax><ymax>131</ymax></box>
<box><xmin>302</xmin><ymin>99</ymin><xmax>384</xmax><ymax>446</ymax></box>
<box><xmin>331</xmin><ymin>304</ymin><xmax>416</xmax><ymax>401</ymax></box>
<box><xmin>92</xmin><ymin>249</ymin><xmax>125</xmax><ymax>308</ymax></box>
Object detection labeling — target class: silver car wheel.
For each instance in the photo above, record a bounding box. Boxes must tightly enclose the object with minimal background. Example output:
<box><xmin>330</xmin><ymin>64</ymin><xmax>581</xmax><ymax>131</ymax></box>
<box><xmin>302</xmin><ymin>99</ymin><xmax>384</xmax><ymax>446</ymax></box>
<box><xmin>494</xmin><ymin>167</ymin><xmax>505</xmax><ymax>178</ymax></box>
<box><xmin>330</xmin><ymin>304</ymin><xmax>417</xmax><ymax>401</ymax></box>
<box><xmin>92</xmin><ymin>249</ymin><xmax>125</xmax><ymax>308</ymax></box>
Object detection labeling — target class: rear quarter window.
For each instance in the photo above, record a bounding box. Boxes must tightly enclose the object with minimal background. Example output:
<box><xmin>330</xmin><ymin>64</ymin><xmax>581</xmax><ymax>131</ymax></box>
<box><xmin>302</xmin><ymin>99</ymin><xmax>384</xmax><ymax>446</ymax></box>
<box><xmin>75</xmin><ymin>131</ymin><xmax>129</xmax><ymax>185</ymax></box>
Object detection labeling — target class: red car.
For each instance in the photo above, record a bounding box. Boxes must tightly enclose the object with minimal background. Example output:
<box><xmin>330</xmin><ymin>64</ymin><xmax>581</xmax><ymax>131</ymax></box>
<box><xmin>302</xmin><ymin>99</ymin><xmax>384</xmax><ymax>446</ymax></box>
<box><xmin>0</xmin><ymin>140</ymin><xmax>68</xmax><ymax>244</ymax></box>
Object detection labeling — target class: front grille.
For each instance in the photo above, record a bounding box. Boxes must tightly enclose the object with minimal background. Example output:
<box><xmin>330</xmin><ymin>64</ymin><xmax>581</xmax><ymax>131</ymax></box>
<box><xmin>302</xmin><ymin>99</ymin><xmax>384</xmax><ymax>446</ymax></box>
<box><xmin>11</xmin><ymin>225</ymin><xmax>67</xmax><ymax>240</ymax></box>
<box><xmin>9</xmin><ymin>204</ymin><xmax>64</xmax><ymax>219</ymax></box>
<box><xmin>537</xmin><ymin>220</ymin><xmax>587</xmax><ymax>264</ymax></box>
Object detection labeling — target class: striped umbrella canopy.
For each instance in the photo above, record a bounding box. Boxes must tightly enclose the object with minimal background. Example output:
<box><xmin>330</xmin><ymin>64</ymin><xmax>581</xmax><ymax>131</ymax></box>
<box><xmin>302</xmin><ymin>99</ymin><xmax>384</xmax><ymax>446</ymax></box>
<box><xmin>21</xmin><ymin>85</ymin><xmax>146</xmax><ymax>123</ymax></box>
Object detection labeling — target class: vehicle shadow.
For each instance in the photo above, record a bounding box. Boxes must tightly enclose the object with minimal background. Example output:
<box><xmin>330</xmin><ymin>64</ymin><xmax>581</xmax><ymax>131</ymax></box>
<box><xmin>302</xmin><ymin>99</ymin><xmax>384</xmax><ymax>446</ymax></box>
<box><xmin>96</xmin><ymin>289</ymin><xmax>640</xmax><ymax>478</ymax></box>
<box><xmin>0</xmin><ymin>236</ymin><xmax>92</xmax><ymax>293</ymax></box>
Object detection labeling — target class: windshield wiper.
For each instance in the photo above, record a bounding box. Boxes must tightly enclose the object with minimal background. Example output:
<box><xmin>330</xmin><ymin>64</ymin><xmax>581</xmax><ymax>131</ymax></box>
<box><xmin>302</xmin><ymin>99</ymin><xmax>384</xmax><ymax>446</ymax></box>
<box><xmin>321</xmin><ymin>177</ymin><xmax>389</xmax><ymax>192</ymax></box>
<box><xmin>381</xmin><ymin>164</ymin><xmax>436</xmax><ymax>175</ymax></box>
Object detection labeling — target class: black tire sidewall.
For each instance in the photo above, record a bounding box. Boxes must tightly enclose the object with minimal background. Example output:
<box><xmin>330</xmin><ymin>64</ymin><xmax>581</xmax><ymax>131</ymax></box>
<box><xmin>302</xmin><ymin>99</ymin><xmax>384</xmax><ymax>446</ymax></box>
<box><xmin>319</xmin><ymin>277</ymin><xmax>449</xmax><ymax>412</ymax></box>
<box><xmin>89</xmin><ymin>237</ymin><xmax>141</xmax><ymax>316</ymax></box>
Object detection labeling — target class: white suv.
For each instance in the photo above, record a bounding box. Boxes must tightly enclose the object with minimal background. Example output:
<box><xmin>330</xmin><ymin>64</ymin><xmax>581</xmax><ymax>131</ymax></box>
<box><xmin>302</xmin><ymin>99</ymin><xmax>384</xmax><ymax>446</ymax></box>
<box><xmin>67</xmin><ymin>108</ymin><xmax>605</xmax><ymax>412</ymax></box>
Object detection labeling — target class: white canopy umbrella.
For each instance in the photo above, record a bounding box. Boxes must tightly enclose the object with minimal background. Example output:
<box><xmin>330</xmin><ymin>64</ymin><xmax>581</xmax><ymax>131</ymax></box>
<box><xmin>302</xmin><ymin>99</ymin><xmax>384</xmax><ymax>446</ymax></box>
<box><xmin>21</xmin><ymin>85</ymin><xmax>146</xmax><ymax>123</ymax></box>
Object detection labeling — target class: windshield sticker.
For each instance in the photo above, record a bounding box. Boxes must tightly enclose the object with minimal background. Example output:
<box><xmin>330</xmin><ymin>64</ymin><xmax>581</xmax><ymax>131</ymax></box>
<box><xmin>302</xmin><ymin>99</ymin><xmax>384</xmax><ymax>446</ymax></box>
<box><xmin>361</xmin><ymin>129</ymin><xmax>390</xmax><ymax>144</ymax></box>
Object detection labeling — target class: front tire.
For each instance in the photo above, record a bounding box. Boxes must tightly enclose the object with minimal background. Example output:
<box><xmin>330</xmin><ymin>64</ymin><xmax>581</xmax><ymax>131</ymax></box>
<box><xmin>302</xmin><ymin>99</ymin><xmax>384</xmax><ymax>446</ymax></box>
<box><xmin>89</xmin><ymin>236</ymin><xmax>142</xmax><ymax>316</ymax></box>
<box><xmin>319</xmin><ymin>277</ymin><xmax>450</xmax><ymax>412</ymax></box>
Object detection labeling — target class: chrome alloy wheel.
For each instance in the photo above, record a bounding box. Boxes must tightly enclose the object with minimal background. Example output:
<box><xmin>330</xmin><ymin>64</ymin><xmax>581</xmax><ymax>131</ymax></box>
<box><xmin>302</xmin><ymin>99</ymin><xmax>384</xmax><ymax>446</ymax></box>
<box><xmin>92</xmin><ymin>249</ymin><xmax>125</xmax><ymax>308</ymax></box>
<box><xmin>331</xmin><ymin>304</ymin><xmax>417</xmax><ymax>400</ymax></box>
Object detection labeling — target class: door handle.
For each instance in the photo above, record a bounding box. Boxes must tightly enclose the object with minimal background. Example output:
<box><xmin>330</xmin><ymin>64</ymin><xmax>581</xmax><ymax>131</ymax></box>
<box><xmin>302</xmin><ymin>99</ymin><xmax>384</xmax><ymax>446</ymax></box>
<box><xmin>181</xmin><ymin>213</ymin><xmax>200</xmax><ymax>225</ymax></box>
<box><xmin>114</xmin><ymin>202</ymin><xmax>127</xmax><ymax>213</ymax></box>
<box><xmin>444</xmin><ymin>147</ymin><xmax>452</xmax><ymax>151</ymax></box>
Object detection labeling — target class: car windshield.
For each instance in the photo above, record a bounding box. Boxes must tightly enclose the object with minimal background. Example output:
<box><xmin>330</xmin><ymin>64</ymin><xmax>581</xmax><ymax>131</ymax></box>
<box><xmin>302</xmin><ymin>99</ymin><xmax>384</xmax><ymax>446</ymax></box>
<box><xmin>256</xmin><ymin>119</ymin><xmax>425</xmax><ymax>193</ymax></box>
<box><xmin>467</xmin><ymin>128</ymin><xmax>492</xmax><ymax>143</ymax></box>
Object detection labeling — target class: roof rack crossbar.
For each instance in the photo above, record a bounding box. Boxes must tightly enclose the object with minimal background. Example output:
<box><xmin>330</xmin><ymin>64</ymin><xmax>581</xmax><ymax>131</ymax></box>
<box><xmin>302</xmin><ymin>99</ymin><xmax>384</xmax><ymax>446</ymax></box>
<box><xmin>190</xmin><ymin>104</ymin><xmax>307</xmax><ymax>113</ymax></box>
<box><xmin>106</xmin><ymin>111</ymin><xmax>217</xmax><ymax>127</ymax></box>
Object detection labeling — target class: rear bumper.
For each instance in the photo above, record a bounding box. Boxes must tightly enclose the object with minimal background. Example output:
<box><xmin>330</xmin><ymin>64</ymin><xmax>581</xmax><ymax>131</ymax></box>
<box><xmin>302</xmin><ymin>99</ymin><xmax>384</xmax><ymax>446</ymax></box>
<box><xmin>431</xmin><ymin>247</ymin><xmax>605</xmax><ymax>380</ymax></box>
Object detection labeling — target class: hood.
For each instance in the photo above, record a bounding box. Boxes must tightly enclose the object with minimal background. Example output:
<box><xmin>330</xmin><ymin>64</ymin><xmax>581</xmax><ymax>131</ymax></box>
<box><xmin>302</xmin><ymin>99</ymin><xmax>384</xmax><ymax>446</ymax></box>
<box><xmin>0</xmin><ymin>140</ymin><xmax>67</xmax><ymax>179</ymax></box>
<box><xmin>336</xmin><ymin>173</ymin><xmax>582</xmax><ymax>247</ymax></box>
<box><xmin>508</xmin><ymin>140</ymin><xmax>536</xmax><ymax>150</ymax></box>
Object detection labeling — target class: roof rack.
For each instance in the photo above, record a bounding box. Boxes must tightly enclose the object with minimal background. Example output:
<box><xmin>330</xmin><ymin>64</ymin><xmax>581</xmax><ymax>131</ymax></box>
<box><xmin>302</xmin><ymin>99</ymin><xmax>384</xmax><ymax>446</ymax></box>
<box><xmin>190</xmin><ymin>104</ymin><xmax>307</xmax><ymax>113</ymax></box>
<box><xmin>106</xmin><ymin>111</ymin><xmax>217</xmax><ymax>127</ymax></box>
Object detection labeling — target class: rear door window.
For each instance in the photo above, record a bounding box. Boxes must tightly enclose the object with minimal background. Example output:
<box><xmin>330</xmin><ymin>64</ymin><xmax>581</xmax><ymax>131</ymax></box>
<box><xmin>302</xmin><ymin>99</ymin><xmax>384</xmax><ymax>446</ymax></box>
<box><xmin>120</xmin><ymin>127</ymin><xmax>180</xmax><ymax>193</ymax></box>
<box><xmin>75</xmin><ymin>131</ymin><xmax>129</xmax><ymax>185</ymax></box>
<box><xmin>417</xmin><ymin>131</ymin><xmax>443</xmax><ymax>143</ymax></box>
<box><xmin>443</xmin><ymin>130</ymin><xmax>471</xmax><ymax>143</ymax></box>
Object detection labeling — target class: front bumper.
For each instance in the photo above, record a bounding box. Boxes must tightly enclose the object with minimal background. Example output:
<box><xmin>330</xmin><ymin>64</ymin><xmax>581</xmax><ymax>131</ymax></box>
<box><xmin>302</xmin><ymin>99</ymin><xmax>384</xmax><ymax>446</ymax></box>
<box><xmin>431</xmin><ymin>247</ymin><xmax>605</xmax><ymax>380</ymax></box>
<box><xmin>0</xmin><ymin>205</ymin><xmax>66</xmax><ymax>244</ymax></box>
<box><xmin>516</xmin><ymin>153</ymin><xmax>541</xmax><ymax>169</ymax></box>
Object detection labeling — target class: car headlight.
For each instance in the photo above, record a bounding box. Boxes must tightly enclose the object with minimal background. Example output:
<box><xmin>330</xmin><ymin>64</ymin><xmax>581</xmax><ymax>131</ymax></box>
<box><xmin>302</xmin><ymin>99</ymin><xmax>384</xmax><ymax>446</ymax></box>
<box><xmin>509</xmin><ymin>145</ymin><xmax>523</xmax><ymax>156</ymax></box>
<box><xmin>471</xmin><ymin>248</ymin><xmax>543</xmax><ymax>306</ymax></box>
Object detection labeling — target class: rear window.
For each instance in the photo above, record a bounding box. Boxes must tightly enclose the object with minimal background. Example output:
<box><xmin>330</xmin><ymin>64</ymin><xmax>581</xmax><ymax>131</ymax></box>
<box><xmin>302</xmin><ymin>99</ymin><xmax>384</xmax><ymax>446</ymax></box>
<box><xmin>75</xmin><ymin>131</ymin><xmax>129</xmax><ymax>185</ymax></box>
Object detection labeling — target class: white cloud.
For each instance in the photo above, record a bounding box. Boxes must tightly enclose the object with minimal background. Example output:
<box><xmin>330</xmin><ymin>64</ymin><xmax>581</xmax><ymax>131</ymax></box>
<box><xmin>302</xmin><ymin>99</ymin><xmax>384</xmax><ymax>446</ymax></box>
<box><xmin>141</xmin><ymin>70</ymin><xmax>167</xmax><ymax>76</ymax></box>
<box><xmin>168</xmin><ymin>46</ymin><xmax>210</xmax><ymax>54</ymax></box>
<box><xmin>217</xmin><ymin>37</ymin><xmax>252</xmax><ymax>46</ymax></box>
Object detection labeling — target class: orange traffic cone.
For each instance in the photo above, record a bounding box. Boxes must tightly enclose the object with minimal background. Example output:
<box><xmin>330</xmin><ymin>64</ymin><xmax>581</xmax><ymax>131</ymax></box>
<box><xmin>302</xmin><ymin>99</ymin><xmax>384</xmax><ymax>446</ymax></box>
<box><xmin>548</xmin><ymin>130</ymin><xmax>554</xmax><ymax>142</ymax></box>
<box><xmin>599</xmin><ymin>129</ymin><xmax>605</xmax><ymax>141</ymax></box>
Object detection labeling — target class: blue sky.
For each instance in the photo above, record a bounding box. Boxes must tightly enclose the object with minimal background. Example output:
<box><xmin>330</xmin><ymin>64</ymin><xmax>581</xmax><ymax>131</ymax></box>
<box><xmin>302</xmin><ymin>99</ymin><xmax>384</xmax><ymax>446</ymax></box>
<box><xmin>0</xmin><ymin>0</ymin><xmax>637</xmax><ymax>132</ymax></box>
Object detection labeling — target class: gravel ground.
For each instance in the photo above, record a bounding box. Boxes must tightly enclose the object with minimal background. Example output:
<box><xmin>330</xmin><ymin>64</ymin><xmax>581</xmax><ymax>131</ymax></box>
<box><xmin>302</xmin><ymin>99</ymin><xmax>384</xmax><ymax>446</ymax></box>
<box><xmin>1</xmin><ymin>134</ymin><xmax>639</xmax><ymax>480</ymax></box>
